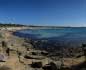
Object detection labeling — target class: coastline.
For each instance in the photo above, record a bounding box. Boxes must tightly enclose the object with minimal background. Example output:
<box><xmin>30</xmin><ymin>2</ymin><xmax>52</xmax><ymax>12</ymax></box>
<box><xmin>0</xmin><ymin>26</ymin><xmax>86</xmax><ymax>70</ymax></box>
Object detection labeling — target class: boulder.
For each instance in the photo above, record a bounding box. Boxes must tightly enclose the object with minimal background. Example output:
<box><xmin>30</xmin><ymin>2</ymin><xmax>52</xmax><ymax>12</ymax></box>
<box><xmin>0</xmin><ymin>54</ymin><xmax>7</xmax><ymax>62</ymax></box>
<box><xmin>42</xmin><ymin>62</ymin><xmax>58</xmax><ymax>70</ymax></box>
<box><xmin>31</xmin><ymin>62</ymin><xmax>42</xmax><ymax>68</ymax></box>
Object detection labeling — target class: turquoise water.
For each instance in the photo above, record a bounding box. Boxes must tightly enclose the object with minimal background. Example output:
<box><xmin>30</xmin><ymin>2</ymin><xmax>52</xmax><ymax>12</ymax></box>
<box><xmin>14</xmin><ymin>28</ymin><xmax>86</xmax><ymax>47</ymax></box>
<box><xmin>15</xmin><ymin>28</ymin><xmax>86</xmax><ymax>39</ymax></box>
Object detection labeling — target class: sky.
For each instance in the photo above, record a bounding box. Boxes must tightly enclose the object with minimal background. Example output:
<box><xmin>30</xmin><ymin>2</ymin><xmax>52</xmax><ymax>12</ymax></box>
<box><xmin>0</xmin><ymin>0</ymin><xmax>86</xmax><ymax>26</ymax></box>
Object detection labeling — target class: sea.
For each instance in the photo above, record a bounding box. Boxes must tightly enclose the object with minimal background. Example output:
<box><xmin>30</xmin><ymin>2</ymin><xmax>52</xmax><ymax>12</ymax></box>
<box><xmin>13</xmin><ymin>27</ymin><xmax>86</xmax><ymax>47</ymax></box>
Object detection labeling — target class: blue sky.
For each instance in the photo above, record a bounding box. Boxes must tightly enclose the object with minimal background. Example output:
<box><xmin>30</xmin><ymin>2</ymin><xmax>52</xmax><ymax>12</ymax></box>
<box><xmin>0</xmin><ymin>0</ymin><xmax>86</xmax><ymax>26</ymax></box>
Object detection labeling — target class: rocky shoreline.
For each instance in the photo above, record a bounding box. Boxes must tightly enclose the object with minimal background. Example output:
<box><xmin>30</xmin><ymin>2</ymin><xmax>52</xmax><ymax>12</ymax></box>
<box><xmin>0</xmin><ymin>27</ymin><xmax>86</xmax><ymax>70</ymax></box>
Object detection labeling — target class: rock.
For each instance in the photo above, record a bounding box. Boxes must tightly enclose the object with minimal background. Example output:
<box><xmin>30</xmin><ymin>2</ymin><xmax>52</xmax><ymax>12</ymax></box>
<box><xmin>41</xmin><ymin>51</ymin><xmax>48</xmax><ymax>56</ymax></box>
<box><xmin>31</xmin><ymin>62</ymin><xmax>42</xmax><ymax>68</ymax></box>
<box><xmin>42</xmin><ymin>62</ymin><xmax>58</xmax><ymax>70</ymax></box>
<box><xmin>24</xmin><ymin>55</ymin><xmax>44</xmax><ymax>59</ymax></box>
<box><xmin>0</xmin><ymin>54</ymin><xmax>7</xmax><ymax>62</ymax></box>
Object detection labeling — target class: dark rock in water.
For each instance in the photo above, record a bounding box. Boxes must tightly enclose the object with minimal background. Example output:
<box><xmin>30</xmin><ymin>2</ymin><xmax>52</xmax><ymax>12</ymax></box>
<box><xmin>31</xmin><ymin>62</ymin><xmax>42</xmax><ymax>68</ymax></box>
